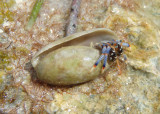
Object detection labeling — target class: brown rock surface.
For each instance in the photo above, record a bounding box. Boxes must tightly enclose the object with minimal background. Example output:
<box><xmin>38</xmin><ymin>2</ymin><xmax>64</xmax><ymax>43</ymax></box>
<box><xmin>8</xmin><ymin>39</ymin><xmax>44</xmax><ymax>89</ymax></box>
<box><xmin>0</xmin><ymin>0</ymin><xmax>160</xmax><ymax>113</ymax></box>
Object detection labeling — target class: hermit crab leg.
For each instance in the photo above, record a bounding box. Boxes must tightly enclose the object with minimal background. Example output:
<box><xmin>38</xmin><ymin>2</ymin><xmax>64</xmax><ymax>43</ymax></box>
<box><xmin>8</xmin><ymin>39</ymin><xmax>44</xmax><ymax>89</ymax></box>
<box><xmin>90</xmin><ymin>45</ymin><xmax>107</xmax><ymax>72</ymax></box>
<box><xmin>115</xmin><ymin>40</ymin><xmax>130</xmax><ymax>47</ymax></box>
<box><xmin>121</xmin><ymin>42</ymin><xmax>130</xmax><ymax>47</ymax></box>
<box><xmin>92</xmin><ymin>54</ymin><xmax>104</xmax><ymax>67</ymax></box>
<box><xmin>116</xmin><ymin>58</ymin><xmax>122</xmax><ymax>75</ymax></box>
<box><xmin>101</xmin><ymin>46</ymin><xmax>111</xmax><ymax>73</ymax></box>
<box><xmin>123</xmin><ymin>54</ymin><xmax>127</xmax><ymax>61</ymax></box>
<box><xmin>102</xmin><ymin>54</ymin><xmax>108</xmax><ymax>70</ymax></box>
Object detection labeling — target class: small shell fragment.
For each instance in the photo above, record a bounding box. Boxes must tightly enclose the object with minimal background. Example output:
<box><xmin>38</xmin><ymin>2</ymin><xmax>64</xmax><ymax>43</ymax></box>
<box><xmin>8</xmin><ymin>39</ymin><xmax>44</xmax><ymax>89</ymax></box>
<box><xmin>31</xmin><ymin>28</ymin><xmax>118</xmax><ymax>85</ymax></box>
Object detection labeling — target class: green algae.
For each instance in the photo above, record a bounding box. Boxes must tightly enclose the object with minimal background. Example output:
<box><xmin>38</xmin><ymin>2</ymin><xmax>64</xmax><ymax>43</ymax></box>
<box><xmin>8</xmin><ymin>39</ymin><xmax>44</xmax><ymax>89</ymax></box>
<box><xmin>25</xmin><ymin>0</ymin><xmax>44</xmax><ymax>30</ymax></box>
<box><xmin>0</xmin><ymin>50</ymin><xmax>16</xmax><ymax>71</ymax></box>
<box><xmin>0</xmin><ymin>70</ymin><xmax>5</xmax><ymax>83</ymax></box>
<box><xmin>0</xmin><ymin>51</ymin><xmax>11</xmax><ymax>69</ymax></box>
<box><xmin>15</xmin><ymin>47</ymin><xmax>30</xmax><ymax>56</ymax></box>
<box><xmin>0</xmin><ymin>0</ymin><xmax>15</xmax><ymax>24</ymax></box>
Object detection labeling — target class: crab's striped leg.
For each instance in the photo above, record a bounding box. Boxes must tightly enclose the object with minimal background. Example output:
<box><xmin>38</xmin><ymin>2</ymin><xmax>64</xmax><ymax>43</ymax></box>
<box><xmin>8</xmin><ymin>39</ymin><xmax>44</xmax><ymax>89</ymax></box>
<box><xmin>93</xmin><ymin>54</ymin><xmax>104</xmax><ymax>66</ymax></box>
<box><xmin>123</xmin><ymin>54</ymin><xmax>127</xmax><ymax>61</ymax></box>
<box><xmin>90</xmin><ymin>54</ymin><xmax>104</xmax><ymax>72</ymax></box>
<box><xmin>90</xmin><ymin>46</ymin><xmax>107</xmax><ymax>72</ymax></box>
<box><xmin>115</xmin><ymin>40</ymin><xmax>130</xmax><ymax>47</ymax></box>
<box><xmin>121</xmin><ymin>42</ymin><xmax>130</xmax><ymax>47</ymax></box>
<box><xmin>101</xmin><ymin>46</ymin><xmax>111</xmax><ymax>73</ymax></box>
<box><xmin>101</xmin><ymin>54</ymin><xmax>108</xmax><ymax>73</ymax></box>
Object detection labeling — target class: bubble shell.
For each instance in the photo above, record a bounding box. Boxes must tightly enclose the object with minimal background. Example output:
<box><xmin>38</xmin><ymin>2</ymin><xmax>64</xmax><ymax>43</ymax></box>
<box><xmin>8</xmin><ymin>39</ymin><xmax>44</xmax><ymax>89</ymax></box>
<box><xmin>31</xmin><ymin>28</ymin><xmax>118</xmax><ymax>85</ymax></box>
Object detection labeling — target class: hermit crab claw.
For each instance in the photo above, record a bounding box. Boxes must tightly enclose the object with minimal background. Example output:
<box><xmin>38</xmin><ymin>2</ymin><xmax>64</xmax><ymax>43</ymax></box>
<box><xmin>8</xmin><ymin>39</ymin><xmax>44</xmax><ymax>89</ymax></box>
<box><xmin>31</xmin><ymin>28</ymin><xmax>119</xmax><ymax>86</ymax></box>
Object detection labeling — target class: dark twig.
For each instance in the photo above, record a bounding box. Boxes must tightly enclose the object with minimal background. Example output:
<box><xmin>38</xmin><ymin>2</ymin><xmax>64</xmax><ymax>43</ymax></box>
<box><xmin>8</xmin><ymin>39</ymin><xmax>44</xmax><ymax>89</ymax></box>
<box><xmin>65</xmin><ymin>0</ymin><xmax>82</xmax><ymax>36</ymax></box>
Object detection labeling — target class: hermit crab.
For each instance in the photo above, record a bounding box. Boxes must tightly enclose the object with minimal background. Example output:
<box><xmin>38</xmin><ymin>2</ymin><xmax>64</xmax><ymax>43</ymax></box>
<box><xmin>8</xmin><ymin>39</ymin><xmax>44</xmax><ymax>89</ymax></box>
<box><xmin>31</xmin><ymin>28</ymin><xmax>129</xmax><ymax>86</ymax></box>
<box><xmin>91</xmin><ymin>39</ymin><xmax>130</xmax><ymax>74</ymax></box>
